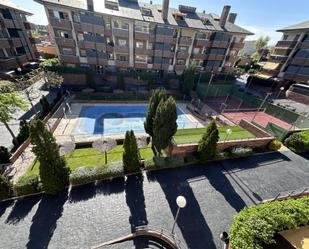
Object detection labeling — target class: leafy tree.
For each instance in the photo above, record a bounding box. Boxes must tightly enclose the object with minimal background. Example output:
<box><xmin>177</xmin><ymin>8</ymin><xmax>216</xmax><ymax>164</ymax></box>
<box><xmin>0</xmin><ymin>175</ymin><xmax>13</xmax><ymax>200</ymax></box>
<box><xmin>40</xmin><ymin>58</ymin><xmax>60</xmax><ymax>69</ymax></box>
<box><xmin>16</xmin><ymin>120</ymin><xmax>30</xmax><ymax>145</ymax></box>
<box><xmin>39</xmin><ymin>95</ymin><xmax>50</xmax><ymax>116</ymax></box>
<box><xmin>0</xmin><ymin>80</ymin><xmax>15</xmax><ymax>93</ymax></box>
<box><xmin>123</xmin><ymin>130</ymin><xmax>140</xmax><ymax>173</ymax></box>
<box><xmin>251</xmin><ymin>52</ymin><xmax>260</xmax><ymax>64</ymax></box>
<box><xmin>197</xmin><ymin>120</ymin><xmax>219</xmax><ymax>162</ymax></box>
<box><xmin>152</xmin><ymin>97</ymin><xmax>177</xmax><ymax>155</ymax></box>
<box><xmin>0</xmin><ymin>146</ymin><xmax>11</xmax><ymax>164</ymax></box>
<box><xmin>30</xmin><ymin>119</ymin><xmax>70</xmax><ymax>194</ymax></box>
<box><xmin>116</xmin><ymin>75</ymin><xmax>125</xmax><ymax>90</ymax></box>
<box><xmin>182</xmin><ymin>63</ymin><xmax>196</xmax><ymax>95</ymax></box>
<box><xmin>0</xmin><ymin>91</ymin><xmax>28</xmax><ymax>147</ymax></box>
<box><xmin>44</xmin><ymin>71</ymin><xmax>63</xmax><ymax>89</ymax></box>
<box><xmin>255</xmin><ymin>36</ymin><xmax>270</xmax><ymax>62</ymax></box>
<box><xmin>144</xmin><ymin>88</ymin><xmax>167</xmax><ymax>137</ymax></box>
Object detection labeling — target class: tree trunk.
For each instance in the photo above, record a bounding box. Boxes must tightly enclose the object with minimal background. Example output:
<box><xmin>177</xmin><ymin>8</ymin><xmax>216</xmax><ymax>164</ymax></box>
<box><xmin>105</xmin><ymin>151</ymin><xmax>107</xmax><ymax>164</ymax></box>
<box><xmin>3</xmin><ymin>121</ymin><xmax>18</xmax><ymax>147</ymax></box>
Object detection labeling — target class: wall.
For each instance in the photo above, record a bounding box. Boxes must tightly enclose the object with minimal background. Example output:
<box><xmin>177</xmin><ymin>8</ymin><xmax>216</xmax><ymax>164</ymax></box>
<box><xmin>286</xmin><ymin>90</ymin><xmax>309</xmax><ymax>105</ymax></box>
<box><xmin>61</xmin><ymin>73</ymin><xmax>87</xmax><ymax>86</ymax></box>
<box><xmin>239</xmin><ymin>119</ymin><xmax>271</xmax><ymax>138</ymax></box>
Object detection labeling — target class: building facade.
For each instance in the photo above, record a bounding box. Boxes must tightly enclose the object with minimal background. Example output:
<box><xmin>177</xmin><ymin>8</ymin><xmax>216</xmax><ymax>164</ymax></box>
<box><xmin>35</xmin><ymin>0</ymin><xmax>252</xmax><ymax>75</ymax></box>
<box><xmin>0</xmin><ymin>0</ymin><xmax>37</xmax><ymax>72</ymax></box>
<box><xmin>258</xmin><ymin>20</ymin><xmax>309</xmax><ymax>85</ymax></box>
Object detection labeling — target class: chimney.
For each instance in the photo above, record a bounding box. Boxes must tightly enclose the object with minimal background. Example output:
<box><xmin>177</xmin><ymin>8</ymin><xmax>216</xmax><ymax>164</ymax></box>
<box><xmin>87</xmin><ymin>0</ymin><xmax>94</xmax><ymax>11</ymax></box>
<box><xmin>162</xmin><ymin>0</ymin><xmax>169</xmax><ymax>21</ymax></box>
<box><xmin>219</xmin><ymin>5</ymin><xmax>231</xmax><ymax>28</ymax></box>
<box><xmin>228</xmin><ymin>12</ymin><xmax>237</xmax><ymax>24</ymax></box>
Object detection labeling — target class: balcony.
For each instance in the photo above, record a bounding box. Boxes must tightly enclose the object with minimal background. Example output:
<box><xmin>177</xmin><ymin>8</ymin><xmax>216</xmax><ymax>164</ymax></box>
<box><xmin>135</xmin><ymin>62</ymin><xmax>148</xmax><ymax>69</ymax></box>
<box><xmin>114</xmin><ymin>46</ymin><xmax>129</xmax><ymax>53</ymax></box>
<box><xmin>230</xmin><ymin>42</ymin><xmax>244</xmax><ymax>49</ymax></box>
<box><xmin>154</xmin><ymin>50</ymin><xmax>163</xmax><ymax>57</ymax></box>
<box><xmin>156</xmin><ymin>35</ymin><xmax>176</xmax><ymax>44</ymax></box>
<box><xmin>207</xmin><ymin>54</ymin><xmax>224</xmax><ymax>61</ymax></box>
<box><xmin>59</xmin><ymin>54</ymin><xmax>79</xmax><ymax>64</ymax></box>
<box><xmin>0</xmin><ymin>38</ymin><xmax>10</xmax><ymax>48</ymax></box>
<box><xmin>191</xmin><ymin>53</ymin><xmax>206</xmax><ymax>60</ymax></box>
<box><xmin>135</xmin><ymin>47</ymin><xmax>151</xmax><ymax>56</ymax></box>
<box><xmin>135</xmin><ymin>31</ymin><xmax>149</xmax><ymax>40</ymax></box>
<box><xmin>78</xmin><ymin>40</ymin><xmax>95</xmax><ymax>49</ymax></box>
<box><xmin>212</xmin><ymin>40</ymin><xmax>228</xmax><ymax>48</ymax></box>
<box><xmin>179</xmin><ymin>37</ymin><xmax>192</xmax><ymax>46</ymax></box>
<box><xmin>16</xmin><ymin>54</ymin><xmax>28</xmax><ymax>65</ymax></box>
<box><xmin>177</xmin><ymin>51</ymin><xmax>189</xmax><ymax>59</ymax></box>
<box><xmin>290</xmin><ymin>57</ymin><xmax>309</xmax><ymax>67</ymax></box>
<box><xmin>194</xmin><ymin>39</ymin><xmax>211</xmax><ymax>47</ymax></box>
<box><xmin>80</xmin><ymin>13</ymin><xmax>104</xmax><ymax>26</ymax></box>
<box><xmin>96</xmin><ymin>43</ymin><xmax>106</xmax><ymax>51</ymax></box>
<box><xmin>276</xmin><ymin>40</ymin><xmax>297</xmax><ymax>48</ymax></box>
<box><xmin>115</xmin><ymin>60</ymin><xmax>130</xmax><ymax>68</ymax></box>
<box><xmin>175</xmin><ymin>65</ymin><xmax>186</xmax><ymax>71</ymax></box>
<box><xmin>113</xmin><ymin>28</ymin><xmax>129</xmax><ymax>38</ymax></box>
<box><xmin>87</xmin><ymin>57</ymin><xmax>97</xmax><ymax>65</ymax></box>
<box><xmin>98</xmin><ymin>58</ymin><xmax>108</xmax><ymax>65</ymax></box>
<box><xmin>9</xmin><ymin>38</ymin><xmax>22</xmax><ymax>47</ymax></box>
<box><xmin>163</xmin><ymin>51</ymin><xmax>174</xmax><ymax>58</ymax></box>
<box><xmin>84</xmin><ymin>34</ymin><xmax>105</xmax><ymax>43</ymax></box>
<box><xmin>0</xmin><ymin>18</ymin><xmax>14</xmax><ymax>28</ymax></box>
<box><xmin>269</xmin><ymin>55</ymin><xmax>288</xmax><ymax>63</ymax></box>
<box><xmin>0</xmin><ymin>57</ymin><xmax>17</xmax><ymax>70</ymax></box>
<box><xmin>55</xmin><ymin>37</ymin><xmax>75</xmax><ymax>47</ymax></box>
<box><xmin>23</xmin><ymin>21</ymin><xmax>32</xmax><ymax>30</ymax></box>
<box><xmin>49</xmin><ymin>17</ymin><xmax>71</xmax><ymax>30</ymax></box>
<box><xmin>301</xmin><ymin>41</ymin><xmax>309</xmax><ymax>49</ymax></box>
<box><xmin>283</xmin><ymin>72</ymin><xmax>308</xmax><ymax>83</ymax></box>
<box><xmin>106</xmin><ymin>44</ymin><xmax>114</xmax><ymax>52</ymax></box>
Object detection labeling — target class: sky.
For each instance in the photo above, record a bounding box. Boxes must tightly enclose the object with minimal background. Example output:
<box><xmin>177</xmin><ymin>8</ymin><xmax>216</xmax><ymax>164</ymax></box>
<box><xmin>13</xmin><ymin>0</ymin><xmax>309</xmax><ymax>45</ymax></box>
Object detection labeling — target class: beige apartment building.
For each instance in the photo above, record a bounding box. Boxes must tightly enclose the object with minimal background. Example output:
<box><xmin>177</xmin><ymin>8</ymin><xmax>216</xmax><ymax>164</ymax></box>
<box><xmin>258</xmin><ymin>20</ymin><xmax>309</xmax><ymax>85</ymax></box>
<box><xmin>0</xmin><ymin>0</ymin><xmax>37</xmax><ymax>72</ymax></box>
<box><xmin>35</xmin><ymin>0</ymin><xmax>252</xmax><ymax>76</ymax></box>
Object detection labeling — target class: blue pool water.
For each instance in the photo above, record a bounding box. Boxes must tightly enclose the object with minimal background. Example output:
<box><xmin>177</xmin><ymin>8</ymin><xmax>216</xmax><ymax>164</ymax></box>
<box><xmin>72</xmin><ymin>105</ymin><xmax>195</xmax><ymax>136</ymax></box>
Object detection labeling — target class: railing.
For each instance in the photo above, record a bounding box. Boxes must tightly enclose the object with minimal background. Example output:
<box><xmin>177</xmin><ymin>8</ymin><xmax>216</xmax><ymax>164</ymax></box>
<box><xmin>261</xmin><ymin>187</ymin><xmax>309</xmax><ymax>203</ymax></box>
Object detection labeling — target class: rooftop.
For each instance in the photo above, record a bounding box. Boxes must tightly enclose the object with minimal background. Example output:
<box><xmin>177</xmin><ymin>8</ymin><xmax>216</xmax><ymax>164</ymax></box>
<box><xmin>0</xmin><ymin>0</ymin><xmax>33</xmax><ymax>15</ymax></box>
<box><xmin>277</xmin><ymin>20</ymin><xmax>309</xmax><ymax>32</ymax></box>
<box><xmin>35</xmin><ymin>0</ymin><xmax>253</xmax><ymax>35</ymax></box>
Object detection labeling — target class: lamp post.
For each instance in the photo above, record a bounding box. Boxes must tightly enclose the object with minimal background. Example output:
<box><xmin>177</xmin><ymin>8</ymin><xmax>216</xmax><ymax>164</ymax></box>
<box><xmin>205</xmin><ymin>71</ymin><xmax>214</xmax><ymax>98</ymax></box>
<box><xmin>224</xmin><ymin>128</ymin><xmax>232</xmax><ymax>142</ymax></box>
<box><xmin>276</xmin><ymin>86</ymin><xmax>284</xmax><ymax>99</ymax></box>
<box><xmin>245</xmin><ymin>65</ymin><xmax>254</xmax><ymax>93</ymax></box>
<box><xmin>171</xmin><ymin>196</ymin><xmax>186</xmax><ymax>235</ymax></box>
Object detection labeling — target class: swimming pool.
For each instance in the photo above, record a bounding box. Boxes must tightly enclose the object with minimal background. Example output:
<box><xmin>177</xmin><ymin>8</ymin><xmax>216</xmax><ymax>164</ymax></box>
<box><xmin>72</xmin><ymin>104</ymin><xmax>196</xmax><ymax>136</ymax></box>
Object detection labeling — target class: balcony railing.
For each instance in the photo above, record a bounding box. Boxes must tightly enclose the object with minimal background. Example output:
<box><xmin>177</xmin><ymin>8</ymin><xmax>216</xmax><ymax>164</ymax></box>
<box><xmin>84</xmin><ymin>34</ymin><xmax>105</xmax><ymax>43</ymax></box>
<box><xmin>290</xmin><ymin>57</ymin><xmax>309</xmax><ymax>67</ymax></box>
<box><xmin>0</xmin><ymin>38</ymin><xmax>10</xmax><ymax>48</ymax></box>
<box><xmin>115</xmin><ymin>60</ymin><xmax>130</xmax><ymax>68</ymax></box>
<box><xmin>49</xmin><ymin>17</ymin><xmax>71</xmax><ymax>29</ymax></box>
<box><xmin>80</xmin><ymin>13</ymin><xmax>104</xmax><ymax>25</ymax></box>
<box><xmin>179</xmin><ymin>37</ymin><xmax>192</xmax><ymax>46</ymax></box>
<box><xmin>114</xmin><ymin>45</ymin><xmax>129</xmax><ymax>53</ymax></box>
<box><xmin>55</xmin><ymin>37</ymin><xmax>75</xmax><ymax>47</ymax></box>
<box><xmin>212</xmin><ymin>40</ymin><xmax>229</xmax><ymax>48</ymax></box>
<box><xmin>276</xmin><ymin>40</ymin><xmax>297</xmax><ymax>48</ymax></box>
<box><xmin>177</xmin><ymin>51</ymin><xmax>189</xmax><ymax>59</ymax></box>
<box><xmin>59</xmin><ymin>54</ymin><xmax>79</xmax><ymax>64</ymax></box>
<box><xmin>230</xmin><ymin>42</ymin><xmax>244</xmax><ymax>49</ymax></box>
<box><xmin>0</xmin><ymin>57</ymin><xmax>17</xmax><ymax>70</ymax></box>
<box><xmin>113</xmin><ymin>28</ymin><xmax>129</xmax><ymax>38</ymax></box>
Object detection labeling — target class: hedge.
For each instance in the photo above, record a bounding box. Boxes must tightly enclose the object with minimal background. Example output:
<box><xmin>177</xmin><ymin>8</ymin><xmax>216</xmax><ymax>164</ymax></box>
<box><xmin>284</xmin><ymin>130</ymin><xmax>309</xmax><ymax>153</ymax></box>
<box><xmin>69</xmin><ymin>163</ymin><xmax>124</xmax><ymax>185</ymax></box>
<box><xmin>267</xmin><ymin>140</ymin><xmax>282</xmax><ymax>151</ymax></box>
<box><xmin>144</xmin><ymin>156</ymin><xmax>184</xmax><ymax>170</ymax></box>
<box><xmin>230</xmin><ymin>197</ymin><xmax>309</xmax><ymax>249</ymax></box>
<box><xmin>14</xmin><ymin>175</ymin><xmax>41</xmax><ymax>196</ymax></box>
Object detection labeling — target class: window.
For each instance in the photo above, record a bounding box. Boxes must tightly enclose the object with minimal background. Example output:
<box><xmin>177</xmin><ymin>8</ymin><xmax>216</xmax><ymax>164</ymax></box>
<box><xmin>116</xmin><ymin>54</ymin><xmax>128</xmax><ymax>61</ymax></box>
<box><xmin>177</xmin><ymin>59</ymin><xmax>186</xmax><ymax>65</ymax></box>
<box><xmin>294</xmin><ymin>49</ymin><xmax>309</xmax><ymax>58</ymax></box>
<box><xmin>135</xmin><ymin>21</ymin><xmax>149</xmax><ymax>33</ymax></box>
<box><xmin>80</xmin><ymin>49</ymin><xmax>86</xmax><ymax>57</ymax></box>
<box><xmin>136</xmin><ymin>41</ymin><xmax>144</xmax><ymax>48</ymax></box>
<box><xmin>106</xmin><ymin>37</ymin><xmax>112</xmax><ymax>44</ymax></box>
<box><xmin>196</xmin><ymin>32</ymin><xmax>207</xmax><ymax>39</ymax></box>
<box><xmin>15</xmin><ymin>47</ymin><xmax>26</xmax><ymax>55</ymax></box>
<box><xmin>294</xmin><ymin>34</ymin><xmax>300</xmax><ymax>41</ymax></box>
<box><xmin>141</xmin><ymin>8</ymin><xmax>152</xmax><ymax>16</ymax></box>
<box><xmin>283</xmin><ymin>34</ymin><xmax>289</xmax><ymax>40</ymax></box>
<box><xmin>117</xmin><ymin>39</ymin><xmax>127</xmax><ymax>46</ymax></box>
<box><xmin>62</xmin><ymin>48</ymin><xmax>74</xmax><ymax>56</ymax></box>
<box><xmin>113</xmin><ymin>20</ymin><xmax>129</xmax><ymax>30</ymax></box>
<box><xmin>148</xmin><ymin>43</ymin><xmax>153</xmax><ymax>49</ymax></box>
<box><xmin>147</xmin><ymin>56</ymin><xmax>153</xmax><ymax>64</ymax></box>
<box><xmin>77</xmin><ymin>33</ymin><xmax>84</xmax><ymax>41</ymax></box>
<box><xmin>107</xmin><ymin>52</ymin><xmax>114</xmax><ymax>59</ymax></box>
<box><xmin>135</xmin><ymin>55</ymin><xmax>147</xmax><ymax>63</ymax></box>
<box><xmin>59</xmin><ymin>30</ymin><xmax>69</xmax><ymax>38</ymax></box>
<box><xmin>179</xmin><ymin>46</ymin><xmax>188</xmax><ymax>52</ymax></box>
<box><xmin>104</xmin><ymin>17</ymin><xmax>111</xmax><ymax>29</ymax></box>
<box><xmin>303</xmin><ymin>34</ymin><xmax>309</xmax><ymax>42</ymax></box>
<box><xmin>193</xmin><ymin>48</ymin><xmax>200</xmax><ymax>54</ymax></box>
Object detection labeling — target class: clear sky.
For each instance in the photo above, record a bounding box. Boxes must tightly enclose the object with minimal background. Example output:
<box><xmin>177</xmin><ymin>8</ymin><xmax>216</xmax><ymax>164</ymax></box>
<box><xmin>13</xmin><ymin>0</ymin><xmax>309</xmax><ymax>45</ymax></box>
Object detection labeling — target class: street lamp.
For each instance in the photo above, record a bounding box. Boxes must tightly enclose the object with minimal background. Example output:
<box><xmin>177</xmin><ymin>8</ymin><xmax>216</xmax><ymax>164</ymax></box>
<box><xmin>171</xmin><ymin>196</ymin><xmax>186</xmax><ymax>235</ymax></box>
<box><xmin>245</xmin><ymin>65</ymin><xmax>254</xmax><ymax>93</ymax></box>
<box><xmin>205</xmin><ymin>71</ymin><xmax>214</xmax><ymax>98</ymax></box>
<box><xmin>224</xmin><ymin>128</ymin><xmax>232</xmax><ymax>142</ymax></box>
<box><xmin>276</xmin><ymin>86</ymin><xmax>284</xmax><ymax>99</ymax></box>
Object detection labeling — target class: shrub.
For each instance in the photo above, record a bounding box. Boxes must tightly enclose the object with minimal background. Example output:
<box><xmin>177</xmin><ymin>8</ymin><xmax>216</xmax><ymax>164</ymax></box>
<box><xmin>284</xmin><ymin>132</ymin><xmax>309</xmax><ymax>153</ymax></box>
<box><xmin>267</xmin><ymin>139</ymin><xmax>282</xmax><ymax>151</ymax></box>
<box><xmin>0</xmin><ymin>146</ymin><xmax>11</xmax><ymax>164</ymax></box>
<box><xmin>14</xmin><ymin>175</ymin><xmax>40</xmax><ymax>196</ymax></box>
<box><xmin>39</xmin><ymin>95</ymin><xmax>50</xmax><ymax>116</ymax></box>
<box><xmin>123</xmin><ymin>130</ymin><xmax>140</xmax><ymax>173</ymax></box>
<box><xmin>16</xmin><ymin>120</ymin><xmax>30</xmax><ymax>145</ymax></box>
<box><xmin>224</xmin><ymin>147</ymin><xmax>253</xmax><ymax>159</ymax></box>
<box><xmin>70</xmin><ymin>163</ymin><xmax>124</xmax><ymax>186</ymax></box>
<box><xmin>144</xmin><ymin>156</ymin><xmax>184</xmax><ymax>170</ymax></box>
<box><xmin>0</xmin><ymin>174</ymin><xmax>13</xmax><ymax>200</ymax></box>
<box><xmin>230</xmin><ymin>197</ymin><xmax>309</xmax><ymax>249</ymax></box>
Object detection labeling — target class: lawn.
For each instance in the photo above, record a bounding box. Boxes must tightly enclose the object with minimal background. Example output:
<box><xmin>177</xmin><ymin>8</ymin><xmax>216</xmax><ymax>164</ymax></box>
<box><xmin>25</xmin><ymin>145</ymin><xmax>154</xmax><ymax>177</ymax></box>
<box><xmin>173</xmin><ymin>126</ymin><xmax>255</xmax><ymax>144</ymax></box>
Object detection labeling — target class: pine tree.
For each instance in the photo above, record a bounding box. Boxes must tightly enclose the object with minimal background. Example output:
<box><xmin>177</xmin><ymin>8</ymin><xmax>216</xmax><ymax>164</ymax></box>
<box><xmin>0</xmin><ymin>174</ymin><xmax>13</xmax><ymax>200</ymax></box>
<box><xmin>123</xmin><ymin>130</ymin><xmax>140</xmax><ymax>173</ymax></box>
<box><xmin>144</xmin><ymin>88</ymin><xmax>167</xmax><ymax>137</ymax></box>
<box><xmin>30</xmin><ymin>120</ymin><xmax>70</xmax><ymax>194</ymax></box>
<box><xmin>197</xmin><ymin>120</ymin><xmax>219</xmax><ymax>163</ymax></box>
<box><xmin>152</xmin><ymin>97</ymin><xmax>177</xmax><ymax>155</ymax></box>
<box><xmin>16</xmin><ymin>120</ymin><xmax>30</xmax><ymax>145</ymax></box>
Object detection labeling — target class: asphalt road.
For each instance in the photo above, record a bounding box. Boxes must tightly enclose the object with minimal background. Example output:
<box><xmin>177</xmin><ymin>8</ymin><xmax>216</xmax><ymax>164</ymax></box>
<box><xmin>0</xmin><ymin>151</ymin><xmax>308</xmax><ymax>249</ymax></box>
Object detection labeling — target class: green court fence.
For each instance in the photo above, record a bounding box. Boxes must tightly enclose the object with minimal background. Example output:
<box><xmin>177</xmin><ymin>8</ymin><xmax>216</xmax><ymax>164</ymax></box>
<box><xmin>196</xmin><ymin>84</ymin><xmax>233</xmax><ymax>100</ymax></box>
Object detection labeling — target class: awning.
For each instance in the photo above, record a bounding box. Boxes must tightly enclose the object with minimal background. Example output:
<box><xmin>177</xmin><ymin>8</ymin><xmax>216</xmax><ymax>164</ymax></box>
<box><xmin>263</xmin><ymin>62</ymin><xmax>280</xmax><ymax>70</ymax></box>
<box><xmin>255</xmin><ymin>72</ymin><xmax>273</xmax><ymax>79</ymax></box>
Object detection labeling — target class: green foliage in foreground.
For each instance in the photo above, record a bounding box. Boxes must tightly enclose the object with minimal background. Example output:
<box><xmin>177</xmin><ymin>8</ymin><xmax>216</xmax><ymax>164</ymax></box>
<box><xmin>230</xmin><ymin>197</ymin><xmax>309</xmax><ymax>249</ymax></box>
<box><xmin>123</xmin><ymin>130</ymin><xmax>140</xmax><ymax>173</ymax></box>
<box><xmin>267</xmin><ymin>139</ymin><xmax>282</xmax><ymax>151</ymax></box>
<box><xmin>14</xmin><ymin>175</ymin><xmax>40</xmax><ymax>196</ymax></box>
<box><xmin>284</xmin><ymin>130</ymin><xmax>309</xmax><ymax>153</ymax></box>
<box><xmin>0</xmin><ymin>175</ymin><xmax>13</xmax><ymax>200</ymax></box>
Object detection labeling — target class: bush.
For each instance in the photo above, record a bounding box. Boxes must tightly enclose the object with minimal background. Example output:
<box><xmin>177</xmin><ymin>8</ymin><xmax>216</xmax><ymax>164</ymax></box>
<box><xmin>16</xmin><ymin>120</ymin><xmax>30</xmax><ymax>145</ymax></box>
<box><xmin>39</xmin><ymin>95</ymin><xmax>50</xmax><ymax>116</ymax></box>
<box><xmin>14</xmin><ymin>175</ymin><xmax>40</xmax><ymax>196</ymax></box>
<box><xmin>0</xmin><ymin>146</ymin><xmax>11</xmax><ymax>164</ymax></box>
<box><xmin>144</xmin><ymin>156</ymin><xmax>184</xmax><ymax>170</ymax></box>
<box><xmin>230</xmin><ymin>197</ymin><xmax>309</xmax><ymax>249</ymax></box>
<box><xmin>123</xmin><ymin>130</ymin><xmax>140</xmax><ymax>173</ymax></box>
<box><xmin>70</xmin><ymin>163</ymin><xmax>124</xmax><ymax>186</ymax></box>
<box><xmin>284</xmin><ymin>132</ymin><xmax>309</xmax><ymax>153</ymax></box>
<box><xmin>0</xmin><ymin>174</ymin><xmax>13</xmax><ymax>200</ymax></box>
<box><xmin>224</xmin><ymin>147</ymin><xmax>253</xmax><ymax>159</ymax></box>
<box><xmin>267</xmin><ymin>139</ymin><xmax>282</xmax><ymax>151</ymax></box>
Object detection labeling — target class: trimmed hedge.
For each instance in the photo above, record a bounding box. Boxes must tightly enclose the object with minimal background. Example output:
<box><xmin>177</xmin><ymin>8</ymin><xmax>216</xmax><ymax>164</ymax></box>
<box><xmin>69</xmin><ymin>163</ymin><xmax>124</xmax><ymax>186</ymax></box>
<box><xmin>144</xmin><ymin>156</ymin><xmax>184</xmax><ymax>170</ymax></box>
<box><xmin>267</xmin><ymin>139</ymin><xmax>282</xmax><ymax>151</ymax></box>
<box><xmin>284</xmin><ymin>130</ymin><xmax>309</xmax><ymax>153</ymax></box>
<box><xmin>14</xmin><ymin>175</ymin><xmax>41</xmax><ymax>196</ymax></box>
<box><xmin>0</xmin><ymin>175</ymin><xmax>13</xmax><ymax>200</ymax></box>
<box><xmin>230</xmin><ymin>197</ymin><xmax>309</xmax><ymax>249</ymax></box>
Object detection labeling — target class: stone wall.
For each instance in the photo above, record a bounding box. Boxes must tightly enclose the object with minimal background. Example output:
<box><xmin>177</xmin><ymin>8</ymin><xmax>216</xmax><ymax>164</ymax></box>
<box><xmin>239</xmin><ymin>119</ymin><xmax>271</xmax><ymax>138</ymax></box>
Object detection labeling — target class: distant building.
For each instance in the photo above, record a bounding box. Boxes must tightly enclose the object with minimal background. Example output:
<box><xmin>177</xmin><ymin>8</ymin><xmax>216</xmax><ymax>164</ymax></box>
<box><xmin>34</xmin><ymin>0</ymin><xmax>253</xmax><ymax>76</ymax></box>
<box><xmin>0</xmin><ymin>0</ymin><xmax>38</xmax><ymax>72</ymax></box>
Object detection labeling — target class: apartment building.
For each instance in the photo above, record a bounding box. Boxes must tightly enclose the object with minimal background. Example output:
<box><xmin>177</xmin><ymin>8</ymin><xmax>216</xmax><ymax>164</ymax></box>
<box><xmin>35</xmin><ymin>0</ymin><xmax>252</xmax><ymax>75</ymax></box>
<box><xmin>258</xmin><ymin>20</ymin><xmax>309</xmax><ymax>85</ymax></box>
<box><xmin>0</xmin><ymin>0</ymin><xmax>37</xmax><ymax>72</ymax></box>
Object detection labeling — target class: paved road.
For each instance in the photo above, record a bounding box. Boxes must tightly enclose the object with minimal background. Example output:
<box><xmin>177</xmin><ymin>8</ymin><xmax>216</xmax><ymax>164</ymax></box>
<box><xmin>0</xmin><ymin>151</ymin><xmax>308</xmax><ymax>249</ymax></box>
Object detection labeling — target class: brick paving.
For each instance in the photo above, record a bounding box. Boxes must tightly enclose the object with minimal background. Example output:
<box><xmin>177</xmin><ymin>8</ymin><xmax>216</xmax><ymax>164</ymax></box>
<box><xmin>0</xmin><ymin>151</ymin><xmax>308</xmax><ymax>249</ymax></box>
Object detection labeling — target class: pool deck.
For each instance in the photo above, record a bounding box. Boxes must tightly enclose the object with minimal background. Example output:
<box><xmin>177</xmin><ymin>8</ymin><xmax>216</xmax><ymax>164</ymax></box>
<box><xmin>54</xmin><ymin>102</ymin><xmax>208</xmax><ymax>144</ymax></box>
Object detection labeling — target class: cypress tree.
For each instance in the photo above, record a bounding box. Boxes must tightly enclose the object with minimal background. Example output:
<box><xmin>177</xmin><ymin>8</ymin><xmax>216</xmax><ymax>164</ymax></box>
<box><xmin>123</xmin><ymin>130</ymin><xmax>140</xmax><ymax>173</ymax></box>
<box><xmin>30</xmin><ymin>120</ymin><xmax>70</xmax><ymax>194</ymax></box>
<box><xmin>152</xmin><ymin>97</ymin><xmax>178</xmax><ymax>155</ymax></box>
<box><xmin>0</xmin><ymin>174</ymin><xmax>13</xmax><ymax>200</ymax></box>
<box><xmin>197</xmin><ymin>120</ymin><xmax>219</xmax><ymax>163</ymax></box>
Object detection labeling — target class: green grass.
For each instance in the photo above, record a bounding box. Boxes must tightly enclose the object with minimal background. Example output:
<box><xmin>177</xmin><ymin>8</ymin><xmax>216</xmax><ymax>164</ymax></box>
<box><xmin>25</xmin><ymin>145</ymin><xmax>154</xmax><ymax>177</ymax></box>
<box><xmin>173</xmin><ymin>126</ymin><xmax>255</xmax><ymax>144</ymax></box>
